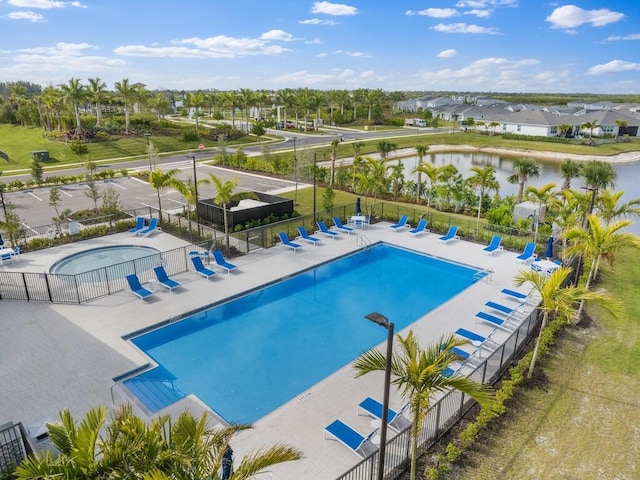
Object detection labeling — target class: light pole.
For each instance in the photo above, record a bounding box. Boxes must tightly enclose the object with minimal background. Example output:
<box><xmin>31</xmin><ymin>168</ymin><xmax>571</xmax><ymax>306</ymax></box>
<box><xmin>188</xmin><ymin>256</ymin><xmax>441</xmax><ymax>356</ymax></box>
<box><xmin>292</xmin><ymin>136</ymin><xmax>298</xmax><ymax>206</ymax></box>
<box><xmin>365</xmin><ymin>312</ymin><xmax>394</xmax><ymax>480</ymax></box>
<box><xmin>188</xmin><ymin>155</ymin><xmax>199</xmax><ymax>201</ymax></box>
<box><xmin>0</xmin><ymin>172</ymin><xmax>7</xmax><ymax>220</ymax></box>
<box><xmin>313</xmin><ymin>152</ymin><xmax>317</xmax><ymax>223</ymax></box>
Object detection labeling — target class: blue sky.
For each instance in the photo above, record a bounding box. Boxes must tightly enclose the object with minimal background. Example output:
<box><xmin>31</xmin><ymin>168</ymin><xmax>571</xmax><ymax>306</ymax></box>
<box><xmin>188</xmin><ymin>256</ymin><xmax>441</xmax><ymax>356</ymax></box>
<box><xmin>1</xmin><ymin>0</ymin><xmax>639</xmax><ymax>93</ymax></box>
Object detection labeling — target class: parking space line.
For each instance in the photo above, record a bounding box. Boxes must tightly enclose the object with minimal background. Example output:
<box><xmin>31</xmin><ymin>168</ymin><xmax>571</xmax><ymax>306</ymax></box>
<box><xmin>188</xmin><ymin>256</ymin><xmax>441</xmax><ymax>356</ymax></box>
<box><xmin>129</xmin><ymin>176</ymin><xmax>149</xmax><ymax>185</ymax></box>
<box><xmin>166</xmin><ymin>198</ymin><xmax>185</xmax><ymax>205</ymax></box>
<box><xmin>106</xmin><ymin>180</ymin><xmax>127</xmax><ymax>190</ymax></box>
<box><xmin>28</xmin><ymin>192</ymin><xmax>43</xmax><ymax>202</ymax></box>
<box><xmin>21</xmin><ymin>222</ymin><xmax>39</xmax><ymax>235</ymax></box>
<box><xmin>59</xmin><ymin>189</ymin><xmax>73</xmax><ymax>197</ymax></box>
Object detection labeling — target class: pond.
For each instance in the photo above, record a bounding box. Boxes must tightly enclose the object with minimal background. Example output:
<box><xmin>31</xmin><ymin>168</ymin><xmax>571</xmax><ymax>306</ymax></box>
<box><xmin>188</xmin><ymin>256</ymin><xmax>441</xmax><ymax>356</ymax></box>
<box><xmin>395</xmin><ymin>151</ymin><xmax>640</xmax><ymax>234</ymax></box>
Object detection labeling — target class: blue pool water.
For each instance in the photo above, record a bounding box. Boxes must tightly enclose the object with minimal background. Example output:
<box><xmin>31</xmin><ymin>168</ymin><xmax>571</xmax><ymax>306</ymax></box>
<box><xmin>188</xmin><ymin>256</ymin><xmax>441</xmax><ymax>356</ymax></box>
<box><xmin>125</xmin><ymin>243</ymin><xmax>479</xmax><ymax>423</ymax></box>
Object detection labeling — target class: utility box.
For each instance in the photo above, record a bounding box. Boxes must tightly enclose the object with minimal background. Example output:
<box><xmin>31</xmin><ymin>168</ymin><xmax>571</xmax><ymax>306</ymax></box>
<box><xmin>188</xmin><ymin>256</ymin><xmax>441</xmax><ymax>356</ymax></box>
<box><xmin>30</xmin><ymin>150</ymin><xmax>50</xmax><ymax>162</ymax></box>
<box><xmin>513</xmin><ymin>201</ymin><xmax>546</xmax><ymax>227</ymax></box>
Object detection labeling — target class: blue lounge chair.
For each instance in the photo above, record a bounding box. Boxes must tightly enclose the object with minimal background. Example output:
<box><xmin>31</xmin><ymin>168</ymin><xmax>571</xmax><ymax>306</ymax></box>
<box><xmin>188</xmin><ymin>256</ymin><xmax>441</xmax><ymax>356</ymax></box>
<box><xmin>485</xmin><ymin>300</ymin><xmax>524</xmax><ymax>317</ymax></box>
<box><xmin>439</xmin><ymin>225</ymin><xmax>460</xmax><ymax>244</ymax></box>
<box><xmin>475</xmin><ymin>311</ymin><xmax>518</xmax><ymax>331</ymax></box>
<box><xmin>297</xmin><ymin>226</ymin><xmax>320</xmax><ymax>246</ymax></box>
<box><xmin>501</xmin><ymin>288</ymin><xmax>529</xmax><ymax>302</ymax></box>
<box><xmin>316</xmin><ymin>221</ymin><xmax>339</xmax><ymax>239</ymax></box>
<box><xmin>332</xmin><ymin>217</ymin><xmax>354</xmax><ymax>234</ymax></box>
<box><xmin>390</xmin><ymin>214</ymin><xmax>410</xmax><ymax>231</ymax></box>
<box><xmin>357</xmin><ymin>397</ymin><xmax>411</xmax><ymax>432</ymax></box>
<box><xmin>138</xmin><ymin>217</ymin><xmax>160</xmax><ymax>237</ymax></box>
<box><xmin>408</xmin><ymin>219</ymin><xmax>429</xmax><ymax>237</ymax></box>
<box><xmin>483</xmin><ymin>235</ymin><xmax>503</xmax><ymax>255</ymax></box>
<box><xmin>153</xmin><ymin>266</ymin><xmax>181</xmax><ymax>292</ymax></box>
<box><xmin>190</xmin><ymin>256</ymin><xmax>216</xmax><ymax>280</ymax></box>
<box><xmin>128</xmin><ymin>217</ymin><xmax>146</xmax><ymax>236</ymax></box>
<box><xmin>516</xmin><ymin>242</ymin><xmax>536</xmax><ymax>263</ymax></box>
<box><xmin>277</xmin><ymin>232</ymin><xmax>301</xmax><ymax>251</ymax></box>
<box><xmin>212</xmin><ymin>250</ymin><xmax>237</xmax><ymax>273</ymax></box>
<box><xmin>126</xmin><ymin>274</ymin><xmax>154</xmax><ymax>301</ymax></box>
<box><xmin>323</xmin><ymin>419</ymin><xmax>378</xmax><ymax>458</ymax></box>
<box><xmin>455</xmin><ymin>327</ymin><xmax>499</xmax><ymax>351</ymax></box>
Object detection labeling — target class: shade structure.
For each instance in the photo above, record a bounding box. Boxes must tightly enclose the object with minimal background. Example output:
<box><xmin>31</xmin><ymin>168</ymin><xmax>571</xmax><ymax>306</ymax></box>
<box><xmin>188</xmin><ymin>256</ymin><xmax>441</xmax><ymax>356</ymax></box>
<box><xmin>356</xmin><ymin>197</ymin><xmax>362</xmax><ymax>215</ymax></box>
<box><xmin>545</xmin><ymin>236</ymin><xmax>554</xmax><ymax>259</ymax></box>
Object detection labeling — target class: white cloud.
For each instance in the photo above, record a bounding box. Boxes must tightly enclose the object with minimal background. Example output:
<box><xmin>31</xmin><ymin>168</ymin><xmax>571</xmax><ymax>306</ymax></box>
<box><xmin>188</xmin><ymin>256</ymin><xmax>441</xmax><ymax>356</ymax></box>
<box><xmin>271</xmin><ymin>67</ymin><xmax>378</xmax><ymax>87</ymax></box>
<box><xmin>311</xmin><ymin>1</ymin><xmax>357</xmax><ymax>16</ymax></box>
<box><xmin>546</xmin><ymin>5</ymin><xmax>624</xmax><ymax>30</ymax></box>
<box><xmin>260</xmin><ymin>30</ymin><xmax>294</xmax><ymax>41</ymax></box>
<box><xmin>7</xmin><ymin>0</ymin><xmax>85</xmax><ymax>8</ymax></box>
<box><xmin>412</xmin><ymin>8</ymin><xmax>460</xmax><ymax>18</ymax></box>
<box><xmin>605</xmin><ymin>33</ymin><xmax>640</xmax><ymax>42</ymax></box>
<box><xmin>466</xmin><ymin>9</ymin><xmax>491</xmax><ymax>18</ymax></box>
<box><xmin>456</xmin><ymin>0</ymin><xmax>518</xmax><ymax>7</ymax></box>
<box><xmin>438</xmin><ymin>49</ymin><xmax>458</xmax><ymax>58</ymax></box>
<box><xmin>115</xmin><ymin>36</ymin><xmax>290</xmax><ymax>59</ymax></box>
<box><xmin>7</xmin><ymin>10</ymin><xmax>45</xmax><ymax>21</ymax></box>
<box><xmin>431</xmin><ymin>23</ymin><xmax>499</xmax><ymax>34</ymax></box>
<box><xmin>588</xmin><ymin>60</ymin><xmax>640</xmax><ymax>75</ymax></box>
<box><xmin>298</xmin><ymin>18</ymin><xmax>338</xmax><ymax>26</ymax></box>
<box><xmin>317</xmin><ymin>52</ymin><xmax>327</xmax><ymax>57</ymax></box>
<box><xmin>305</xmin><ymin>37</ymin><xmax>322</xmax><ymax>45</ymax></box>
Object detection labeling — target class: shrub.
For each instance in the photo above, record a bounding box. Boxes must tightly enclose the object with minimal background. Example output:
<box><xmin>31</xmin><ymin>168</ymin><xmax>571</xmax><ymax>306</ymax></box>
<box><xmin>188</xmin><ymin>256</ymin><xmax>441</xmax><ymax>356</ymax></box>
<box><xmin>69</xmin><ymin>139</ymin><xmax>89</xmax><ymax>155</ymax></box>
<box><xmin>181</xmin><ymin>129</ymin><xmax>200</xmax><ymax>142</ymax></box>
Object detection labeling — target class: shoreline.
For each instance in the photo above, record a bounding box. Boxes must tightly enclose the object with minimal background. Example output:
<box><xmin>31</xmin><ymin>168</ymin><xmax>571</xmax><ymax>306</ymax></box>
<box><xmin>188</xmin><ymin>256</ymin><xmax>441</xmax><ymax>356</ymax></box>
<box><xmin>407</xmin><ymin>144</ymin><xmax>640</xmax><ymax>164</ymax></box>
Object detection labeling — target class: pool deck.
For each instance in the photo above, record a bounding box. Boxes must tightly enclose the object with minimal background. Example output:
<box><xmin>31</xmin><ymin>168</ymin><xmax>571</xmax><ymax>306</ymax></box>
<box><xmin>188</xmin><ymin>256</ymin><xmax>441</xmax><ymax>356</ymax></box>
<box><xmin>0</xmin><ymin>224</ymin><xmax>537</xmax><ymax>480</ymax></box>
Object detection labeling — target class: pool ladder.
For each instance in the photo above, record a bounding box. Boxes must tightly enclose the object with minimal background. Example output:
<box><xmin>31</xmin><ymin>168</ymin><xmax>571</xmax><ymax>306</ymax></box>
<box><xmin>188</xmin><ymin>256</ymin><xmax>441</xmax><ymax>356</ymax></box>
<box><xmin>356</xmin><ymin>234</ymin><xmax>373</xmax><ymax>253</ymax></box>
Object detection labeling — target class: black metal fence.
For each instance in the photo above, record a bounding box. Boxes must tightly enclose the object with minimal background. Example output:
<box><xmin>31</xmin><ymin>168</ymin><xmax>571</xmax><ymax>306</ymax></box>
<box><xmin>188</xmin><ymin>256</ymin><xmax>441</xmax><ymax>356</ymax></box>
<box><xmin>0</xmin><ymin>422</ymin><xmax>33</xmax><ymax>474</ymax></box>
<box><xmin>335</xmin><ymin>307</ymin><xmax>541</xmax><ymax>480</ymax></box>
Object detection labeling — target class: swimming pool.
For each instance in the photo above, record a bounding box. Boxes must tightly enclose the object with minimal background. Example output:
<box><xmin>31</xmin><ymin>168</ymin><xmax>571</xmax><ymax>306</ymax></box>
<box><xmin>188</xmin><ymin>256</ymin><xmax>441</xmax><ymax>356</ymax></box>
<box><xmin>50</xmin><ymin>245</ymin><xmax>160</xmax><ymax>275</ymax></box>
<box><xmin>124</xmin><ymin>243</ymin><xmax>480</xmax><ymax>423</ymax></box>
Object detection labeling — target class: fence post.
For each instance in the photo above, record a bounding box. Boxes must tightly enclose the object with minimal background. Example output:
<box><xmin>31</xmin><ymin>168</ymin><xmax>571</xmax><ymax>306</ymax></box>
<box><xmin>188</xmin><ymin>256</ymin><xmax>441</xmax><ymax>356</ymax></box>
<box><xmin>44</xmin><ymin>274</ymin><xmax>53</xmax><ymax>302</ymax></box>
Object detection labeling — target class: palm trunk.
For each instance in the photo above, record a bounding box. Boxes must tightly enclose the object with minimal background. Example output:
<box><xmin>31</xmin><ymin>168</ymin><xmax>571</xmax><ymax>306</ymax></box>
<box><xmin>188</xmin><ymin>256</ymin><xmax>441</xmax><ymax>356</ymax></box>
<box><xmin>416</xmin><ymin>171</ymin><xmax>422</xmax><ymax>203</ymax></box>
<box><xmin>527</xmin><ymin>312</ymin><xmax>549</xmax><ymax>378</ymax></box>
<box><xmin>576</xmin><ymin>255</ymin><xmax>598</xmax><ymax>321</ymax></box>
<box><xmin>156</xmin><ymin>190</ymin><xmax>163</xmax><ymax>223</ymax></box>
<box><xmin>477</xmin><ymin>191</ymin><xmax>483</xmax><ymax>235</ymax></box>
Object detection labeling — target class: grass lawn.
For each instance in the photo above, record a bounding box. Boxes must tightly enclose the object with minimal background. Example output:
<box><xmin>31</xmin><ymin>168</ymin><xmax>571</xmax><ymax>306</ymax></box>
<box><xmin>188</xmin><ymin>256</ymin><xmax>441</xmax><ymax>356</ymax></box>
<box><xmin>443</xmin><ymin>250</ymin><xmax>640</xmax><ymax>479</ymax></box>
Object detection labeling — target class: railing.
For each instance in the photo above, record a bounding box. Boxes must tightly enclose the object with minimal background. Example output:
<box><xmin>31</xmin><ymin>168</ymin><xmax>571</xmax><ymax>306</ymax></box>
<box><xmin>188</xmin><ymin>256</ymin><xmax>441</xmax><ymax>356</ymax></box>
<box><xmin>0</xmin><ymin>422</ymin><xmax>34</xmax><ymax>474</ymax></box>
<box><xmin>335</xmin><ymin>307</ymin><xmax>541</xmax><ymax>480</ymax></box>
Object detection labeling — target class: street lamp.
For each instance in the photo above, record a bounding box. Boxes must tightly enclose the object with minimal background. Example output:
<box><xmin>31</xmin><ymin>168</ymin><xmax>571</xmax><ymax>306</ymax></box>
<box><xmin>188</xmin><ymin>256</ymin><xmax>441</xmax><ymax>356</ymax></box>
<box><xmin>0</xmin><ymin>173</ymin><xmax>7</xmax><ymax>220</ymax></box>
<box><xmin>365</xmin><ymin>312</ymin><xmax>394</xmax><ymax>480</ymax></box>
<box><xmin>187</xmin><ymin>155</ymin><xmax>199</xmax><ymax>201</ymax></box>
<box><xmin>292</xmin><ymin>136</ymin><xmax>298</xmax><ymax>206</ymax></box>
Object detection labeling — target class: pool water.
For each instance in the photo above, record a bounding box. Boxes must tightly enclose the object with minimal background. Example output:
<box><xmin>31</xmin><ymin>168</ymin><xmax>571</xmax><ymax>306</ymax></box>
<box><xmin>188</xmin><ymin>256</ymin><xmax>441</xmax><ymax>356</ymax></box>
<box><xmin>126</xmin><ymin>243</ymin><xmax>479</xmax><ymax>423</ymax></box>
<box><xmin>51</xmin><ymin>245</ymin><xmax>160</xmax><ymax>275</ymax></box>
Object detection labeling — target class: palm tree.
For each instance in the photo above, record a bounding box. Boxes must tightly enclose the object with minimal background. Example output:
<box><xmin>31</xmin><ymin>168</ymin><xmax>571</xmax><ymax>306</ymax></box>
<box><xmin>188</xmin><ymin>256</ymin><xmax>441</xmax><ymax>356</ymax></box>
<box><xmin>221</xmin><ymin>90</ymin><xmax>241</xmax><ymax>128</ymax></box>
<box><xmin>185</xmin><ymin>91</ymin><xmax>206</xmax><ymax>131</ymax></box>
<box><xmin>239</xmin><ymin>88</ymin><xmax>255</xmax><ymax>133</ymax></box>
<box><xmin>557</xmin><ymin>123</ymin><xmax>572</xmax><ymax>138</ymax></box>
<box><xmin>149</xmin><ymin>168</ymin><xmax>180</xmax><ymax>223</ymax></box>
<box><xmin>296</xmin><ymin>88</ymin><xmax>315</xmax><ymax>131</ymax></box>
<box><xmin>414</xmin><ymin>144</ymin><xmax>429</xmax><ymax>202</ymax></box>
<box><xmin>114</xmin><ymin>78</ymin><xmax>136</xmax><ymax>134</ymax></box>
<box><xmin>467</xmin><ymin>166</ymin><xmax>499</xmax><ymax>235</ymax></box>
<box><xmin>596</xmin><ymin>190</ymin><xmax>640</xmax><ymax>224</ymax></box>
<box><xmin>353</xmin><ymin>331</ymin><xmax>494</xmax><ymax>480</ymax></box>
<box><xmin>376</xmin><ymin>140</ymin><xmax>397</xmax><ymax>160</ymax></box>
<box><xmin>559</xmin><ymin>158</ymin><xmax>582</xmax><ymax>190</ymax></box>
<box><xmin>205</xmin><ymin>173</ymin><xmax>238</xmax><ymax>247</ymax></box>
<box><xmin>171</xmin><ymin>177</ymin><xmax>207</xmax><ymax>235</ymax></box>
<box><xmin>507</xmin><ymin>158</ymin><xmax>540</xmax><ymax>203</ymax></box>
<box><xmin>437</xmin><ymin>164</ymin><xmax>460</xmax><ymax>210</ymax></box>
<box><xmin>59</xmin><ymin>77</ymin><xmax>86</xmax><ymax>131</ymax></box>
<box><xmin>87</xmin><ymin>77</ymin><xmax>107</xmax><ymax>127</ymax></box>
<box><xmin>581</xmin><ymin>160</ymin><xmax>616</xmax><ymax>192</ymax></box>
<box><xmin>415</xmin><ymin>162</ymin><xmax>440</xmax><ymax>214</ymax></box>
<box><xmin>514</xmin><ymin>267</ymin><xmax>621</xmax><ymax>378</ymax></box>
<box><xmin>581</xmin><ymin>120</ymin><xmax>599</xmax><ymax>144</ymax></box>
<box><xmin>564</xmin><ymin>214</ymin><xmax>640</xmax><ymax>318</ymax></box>
<box><xmin>355</xmin><ymin>156</ymin><xmax>390</xmax><ymax>215</ymax></box>
<box><xmin>148</xmin><ymin>93</ymin><xmax>172</xmax><ymax>119</ymax></box>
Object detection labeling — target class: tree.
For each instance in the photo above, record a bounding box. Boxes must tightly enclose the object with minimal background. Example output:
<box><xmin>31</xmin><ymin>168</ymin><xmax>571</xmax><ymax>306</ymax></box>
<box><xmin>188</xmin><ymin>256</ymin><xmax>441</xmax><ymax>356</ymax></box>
<box><xmin>557</xmin><ymin>124</ymin><xmax>572</xmax><ymax>138</ymax></box>
<box><xmin>59</xmin><ymin>77</ymin><xmax>86</xmax><ymax>131</ymax></box>
<box><xmin>564</xmin><ymin>214</ymin><xmax>640</xmax><ymax>318</ymax></box>
<box><xmin>0</xmin><ymin>203</ymin><xmax>23</xmax><ymax>247</ymax></box>
<box><xmin>414</xmin><ymin>144</ymin><xmax>429</xmax><ymax>202</ymax></box>
<box><xmin>488</xmin><ymin>121</ymin><xmax>500</xmax><ymax>135</ymax></box>
<box><xmin>87</xmin><ymin>77</ymin><xmax>107</xmax><ymax>127</ymax></box>
<box><xmin>615</xmin><ymin>119</ymin><xmax>628</xmax><ymax>137</ymax></box>
<box><xmin>84</xmin><ymin>160</ymin><xmax>101</xmax><ymax>213</ymax></box>
<box><xmin>559</xmin><ymin>158</ymin><xmax>582</xmax><ymax>190</ymax></box>
<box><xmin>114</xmin><ymin>78</ymin><xmax>136</xmax><ymax>134</ymax></box>
<box><xmin>467</xmin><ymin>166</ymin><xmax>499</xmax><ymax>235</ymax></box>
<box><xmin>149</xmin><ymin>168</ymin><xmax>180</xmax><ymax>223</ymax></box>
<box><xmin>376</xmin><ymin>140</ymin><xmax>397</xmax><ymax>160</ymax></box>
<box><xmin>389</xmin><ymin>160</ymin><xmax>405</xmax><ymax>200</ymax></box>
<box><xmin>184</xmin><ymin>91</ymin><xmax>206</xmax><ymax>131</ymax></box>
<box><xmin>581</xmin><ymin>160</ymin><xmax>616</xmax><ymax>192</ymax></box>
<box><xmin>30</xmin><ymin>159</ymin><xmax>44</xmax><ymax>186</ymax></box>
<box><xmin>353</xmin><ymin>331</ymin><xmax>494</xmax><ymax>480</ymax></box>
<box><xmin>507</xmin><ymin>158</ymin><xmax>540</xmax><ymax>203</ymax></box>
<box><xmin>239</xmin><ymin>88</ymin><xmax>255</xmax><ymax>134</ymax></box>
<box><xmin>415</xmin><ymin>162</ymin><xmax>440</xmax><ymax>214</ymax></box>
<box><xmin>513</xmin><ymin>267</ymin><xmax>621</xmax><ymax>378</ymax></box>
<box><xmin>580</xmin><ymin>120</ymin><xmax>599</xmax><ymax>144</ymax></box>
<box><xmin>148</xmin><ymin>93</ymin><xmax>172</xmax><ymax>119</ymax></box>
<box><xmin>205</xmin><ymin>173</ymin><xmax>238</xmax><ymax>246</ymax></box>
<box><xmin>596</xmin><ymin>190</ymin><xmax>640</xmax><ymax>224</ymax></box>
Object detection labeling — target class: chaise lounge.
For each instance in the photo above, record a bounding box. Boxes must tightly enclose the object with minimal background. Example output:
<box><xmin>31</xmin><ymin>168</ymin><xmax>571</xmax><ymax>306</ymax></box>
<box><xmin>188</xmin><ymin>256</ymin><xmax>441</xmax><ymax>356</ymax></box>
<box><xmin>153</xmin><ymin>266</ymin><xmax>181</xmax><ymax>292</ymax></box>
<box><xmin>357</xmin><ymin>396</ymin><xmax>411</xmax><ymax>432</ymax></box>
<box><xmin>277</xmin><ymin>232</ymin><xmax>301</xmax><ymax>251</ymax></box>
<box><xmin>126</xmin><ymin>274</ymin><xmax>155</xmax><ymax>301</ymax></box>
<box><xmin>324</xmin><ymin>419</ymin><xmax>378</xmax><ymax>458</ymax></box>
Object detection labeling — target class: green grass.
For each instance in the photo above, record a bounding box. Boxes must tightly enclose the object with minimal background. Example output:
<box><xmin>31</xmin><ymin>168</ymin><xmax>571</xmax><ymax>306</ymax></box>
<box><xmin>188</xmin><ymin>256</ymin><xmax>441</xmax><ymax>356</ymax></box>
<box><xmin>446</xmin><ymin>252</ymin><xmax>640</xmax><ymax>479</ymax></box>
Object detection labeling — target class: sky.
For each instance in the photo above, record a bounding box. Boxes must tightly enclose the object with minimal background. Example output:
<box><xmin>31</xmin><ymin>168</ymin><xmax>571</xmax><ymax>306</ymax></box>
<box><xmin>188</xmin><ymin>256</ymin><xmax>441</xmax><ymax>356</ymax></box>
<box><xmin>0</xmin><ymin>0</ymin><xmax>639</xmax><ymax>94</ymax></box>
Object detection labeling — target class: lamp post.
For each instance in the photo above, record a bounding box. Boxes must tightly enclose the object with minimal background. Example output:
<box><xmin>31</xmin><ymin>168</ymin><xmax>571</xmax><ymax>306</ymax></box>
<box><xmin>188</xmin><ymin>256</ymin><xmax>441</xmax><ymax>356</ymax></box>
<box><xmin>0</xmin><ymin>174</ymin><xmax>7</xmax><ymax>220</ymax></box>
<box><xmin>365</xmin><ymin>312</ymin><xmax>394</xmax><ymax>480</ymax></box>
<box><xmin>292</xmin><ymin>136</ymin><xmax>298</xmax><ymax>206</ymax></box>
<box><xmin>313</xmin><ymin>152</ymin><xmax>317</xmax><ymax>223</ymax></box>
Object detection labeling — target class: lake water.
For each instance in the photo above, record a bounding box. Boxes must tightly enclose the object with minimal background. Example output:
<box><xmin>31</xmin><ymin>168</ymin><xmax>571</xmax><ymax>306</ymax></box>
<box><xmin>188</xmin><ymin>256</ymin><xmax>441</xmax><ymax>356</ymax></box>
<box><xmin>397</xmin><ymin>151</ymin><xmax>640</xmax><ymax>234</ymax></box>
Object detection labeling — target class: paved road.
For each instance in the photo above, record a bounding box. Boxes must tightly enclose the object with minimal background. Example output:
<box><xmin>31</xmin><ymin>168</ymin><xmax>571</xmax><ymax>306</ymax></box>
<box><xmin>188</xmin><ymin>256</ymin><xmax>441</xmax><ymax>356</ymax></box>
<box><xmin>0</xmin><ymin>126</ymin><xmax>442</xmax><ymax>229</ymax></box>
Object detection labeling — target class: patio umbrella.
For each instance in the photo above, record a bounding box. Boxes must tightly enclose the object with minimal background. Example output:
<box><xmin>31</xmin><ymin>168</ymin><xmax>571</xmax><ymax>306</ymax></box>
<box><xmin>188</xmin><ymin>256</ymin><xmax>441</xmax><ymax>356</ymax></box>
<box><xmin>544</xmin><ymin>236</ymin><xmax>554</xmax><ymax>259</ymax></box>
<box><xmin>356</xmin><ymin>197</ymin><xmax>362</xmax><ymax>215</ymax></box>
